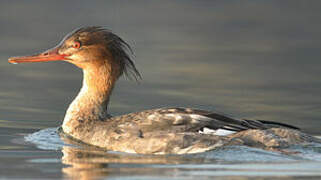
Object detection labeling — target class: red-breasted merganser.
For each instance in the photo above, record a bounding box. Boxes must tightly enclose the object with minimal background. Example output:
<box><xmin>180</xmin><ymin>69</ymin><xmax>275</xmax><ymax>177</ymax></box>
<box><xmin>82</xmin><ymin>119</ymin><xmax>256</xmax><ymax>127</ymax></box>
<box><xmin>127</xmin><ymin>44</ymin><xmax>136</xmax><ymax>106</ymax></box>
<box><xmin>8</xmin><ymin>26</ymin><xmax>319</xmax><ymax>154</ymax></box>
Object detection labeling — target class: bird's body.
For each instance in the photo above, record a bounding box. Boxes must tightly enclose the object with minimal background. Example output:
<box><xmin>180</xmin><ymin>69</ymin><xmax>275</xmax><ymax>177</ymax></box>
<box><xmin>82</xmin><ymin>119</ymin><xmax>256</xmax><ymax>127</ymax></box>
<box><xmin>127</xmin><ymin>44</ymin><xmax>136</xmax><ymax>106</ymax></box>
<box><xmin>61</xmin><ymin>107</ymin><xmax>317</xmax><ymax>154</ymax></box>
<box><xmin>9</xmin><ymin>26</ymin><xmax>320</xmax><ymax>154</ymax></box>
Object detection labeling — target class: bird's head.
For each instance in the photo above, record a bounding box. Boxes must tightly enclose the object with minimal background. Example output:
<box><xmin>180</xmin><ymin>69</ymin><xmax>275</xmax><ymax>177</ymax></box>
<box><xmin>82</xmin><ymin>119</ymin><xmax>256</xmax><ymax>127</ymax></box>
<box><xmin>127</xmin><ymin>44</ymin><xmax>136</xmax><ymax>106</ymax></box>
<box><xmin>9</xmin><ymin>26</ymin><xmax>141</xmax><ymax>80</ymax></box>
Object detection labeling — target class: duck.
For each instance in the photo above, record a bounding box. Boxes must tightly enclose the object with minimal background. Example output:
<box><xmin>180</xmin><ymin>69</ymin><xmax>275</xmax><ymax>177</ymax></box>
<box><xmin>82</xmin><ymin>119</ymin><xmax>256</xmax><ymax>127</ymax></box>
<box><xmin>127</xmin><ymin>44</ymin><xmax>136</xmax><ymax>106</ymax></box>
<box><xmin>8</xmin><ymin>26</ymin><xmax>319</xmax><ymax>154</ymax></box>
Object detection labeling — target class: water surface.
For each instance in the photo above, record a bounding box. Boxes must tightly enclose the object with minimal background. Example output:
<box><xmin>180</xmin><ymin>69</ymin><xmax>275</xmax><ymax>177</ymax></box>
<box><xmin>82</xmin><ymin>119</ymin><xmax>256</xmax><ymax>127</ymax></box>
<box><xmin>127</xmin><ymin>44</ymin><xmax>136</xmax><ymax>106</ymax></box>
<box><xmin>0</xmin><ymin>1</ymin><xmax>321</xmax><ymax>179</ymax></box>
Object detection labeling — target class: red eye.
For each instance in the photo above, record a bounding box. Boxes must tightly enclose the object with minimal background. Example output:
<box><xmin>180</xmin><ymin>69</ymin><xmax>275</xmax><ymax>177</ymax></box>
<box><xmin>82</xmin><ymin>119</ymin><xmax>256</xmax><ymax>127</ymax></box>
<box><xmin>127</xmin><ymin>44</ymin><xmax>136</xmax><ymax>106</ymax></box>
<box><xmin>72</xmin><ymin>41</ymin><xmax>81</xmax><ymax>49</ymax></box>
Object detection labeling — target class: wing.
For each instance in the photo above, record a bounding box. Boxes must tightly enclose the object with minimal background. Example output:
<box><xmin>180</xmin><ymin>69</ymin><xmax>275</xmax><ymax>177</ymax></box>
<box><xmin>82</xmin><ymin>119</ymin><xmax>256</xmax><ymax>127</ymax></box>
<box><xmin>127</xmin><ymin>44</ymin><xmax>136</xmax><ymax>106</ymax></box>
<box><xmin>125</xmin><ymin>107</ymin><xmax>299</xmax><ymax>136</ymax></box>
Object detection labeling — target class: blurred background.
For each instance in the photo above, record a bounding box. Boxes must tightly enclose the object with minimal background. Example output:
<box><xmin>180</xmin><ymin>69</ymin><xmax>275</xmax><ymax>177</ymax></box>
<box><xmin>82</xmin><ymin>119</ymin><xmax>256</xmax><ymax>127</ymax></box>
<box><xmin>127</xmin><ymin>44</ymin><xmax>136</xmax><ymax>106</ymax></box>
<box><xmin>0</xmin><ymin>1</ymin><xmax>320</xmax><ymax>134</ymax></box>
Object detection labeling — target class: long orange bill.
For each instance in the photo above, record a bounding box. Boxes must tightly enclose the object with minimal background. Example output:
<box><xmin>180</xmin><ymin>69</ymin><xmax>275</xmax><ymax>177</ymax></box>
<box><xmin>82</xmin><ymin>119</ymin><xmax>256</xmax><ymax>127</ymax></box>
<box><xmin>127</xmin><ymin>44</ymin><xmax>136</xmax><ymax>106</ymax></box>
<box><xmin>8</xmin><ymin>46</ymin><xmax>68</xmax><ymax>64</ymax></box>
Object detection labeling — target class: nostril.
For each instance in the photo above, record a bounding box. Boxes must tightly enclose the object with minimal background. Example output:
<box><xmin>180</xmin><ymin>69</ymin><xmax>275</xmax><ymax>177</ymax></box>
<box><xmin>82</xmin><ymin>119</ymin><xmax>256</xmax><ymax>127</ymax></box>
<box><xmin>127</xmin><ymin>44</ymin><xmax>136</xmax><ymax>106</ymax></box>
<box><xmin>43</xmin><ymin>52</ymin><xmax>49</xmax><ymax>56</ymax></box>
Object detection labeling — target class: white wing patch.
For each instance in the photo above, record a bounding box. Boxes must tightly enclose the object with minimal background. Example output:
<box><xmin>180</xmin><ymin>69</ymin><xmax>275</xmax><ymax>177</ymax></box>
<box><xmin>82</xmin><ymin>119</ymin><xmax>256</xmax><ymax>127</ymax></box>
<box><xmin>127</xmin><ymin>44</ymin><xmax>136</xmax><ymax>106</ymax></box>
<box><xmin>199</xmin><ymin>127</ymin><xmax>236</xmax><ymax>136</ymax></box>
<box><xmin>190</xmin><ymin>114</ymin><xmax>236</xmax><ymax>136</ymax></box>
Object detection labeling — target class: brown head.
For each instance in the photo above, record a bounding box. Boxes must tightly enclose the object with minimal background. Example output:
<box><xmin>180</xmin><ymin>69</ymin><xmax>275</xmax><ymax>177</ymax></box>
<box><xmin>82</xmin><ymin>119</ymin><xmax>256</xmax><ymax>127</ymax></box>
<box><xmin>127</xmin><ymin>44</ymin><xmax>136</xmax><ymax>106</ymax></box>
<box><xmin>8</xmin><ymin>26</ymin><xmax>141</xmax><ymax>81</ymax></box>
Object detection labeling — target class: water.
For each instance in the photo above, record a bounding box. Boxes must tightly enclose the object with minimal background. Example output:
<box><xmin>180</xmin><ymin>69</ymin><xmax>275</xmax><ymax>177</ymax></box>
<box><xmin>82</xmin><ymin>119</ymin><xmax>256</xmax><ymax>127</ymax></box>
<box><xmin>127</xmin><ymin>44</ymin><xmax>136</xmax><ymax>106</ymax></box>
<box><xmin>1</xmin><ymin>1</ymin><xmax>321</xmax><ymax>179</ymax></box>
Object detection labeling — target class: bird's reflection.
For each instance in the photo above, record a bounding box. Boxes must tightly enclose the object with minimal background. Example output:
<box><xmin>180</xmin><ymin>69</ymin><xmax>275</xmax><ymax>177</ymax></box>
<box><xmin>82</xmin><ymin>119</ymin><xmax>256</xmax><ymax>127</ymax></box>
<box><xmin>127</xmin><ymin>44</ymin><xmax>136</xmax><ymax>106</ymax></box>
<box><xmin>62</xmin><ymin>146</ymin><xmax>109</xmax><ymax>180</ymax></box>
<box><xmin>60</xmin><ymin>135</ymin><xmax>208</xmax><ymax>180</ymax></box>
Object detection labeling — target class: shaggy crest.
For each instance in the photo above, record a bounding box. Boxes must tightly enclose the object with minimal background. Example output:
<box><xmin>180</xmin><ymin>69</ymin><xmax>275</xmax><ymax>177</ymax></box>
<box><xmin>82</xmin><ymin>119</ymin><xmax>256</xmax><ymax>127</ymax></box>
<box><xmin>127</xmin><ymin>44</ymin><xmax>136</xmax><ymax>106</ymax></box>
<box><xmin>66</xmin><ymin>26</ymin><xmax>141</xmax><ymax>81</ymax></box>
